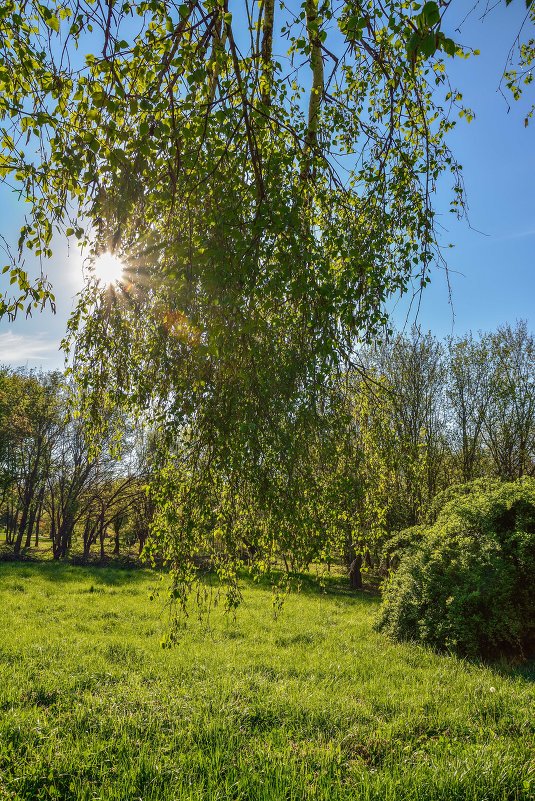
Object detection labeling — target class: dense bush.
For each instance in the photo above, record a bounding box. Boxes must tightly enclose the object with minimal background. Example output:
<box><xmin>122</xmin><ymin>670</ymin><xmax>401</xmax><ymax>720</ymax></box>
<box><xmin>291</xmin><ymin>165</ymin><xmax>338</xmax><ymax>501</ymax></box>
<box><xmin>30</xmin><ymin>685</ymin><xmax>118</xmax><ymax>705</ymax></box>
<box><xmin>379</xmin><ymin>525</ymin><xmax>427</xmax><ymax>570</ymax></box>
<box><xmin>424</xmin><ymin>478</ymin><xmax>503</xmax><ymax>524</ymax></box>
<box><xmin>376</xmin><ymin>479</ymin><xmax>535</xmax><ymax>659</ymax></box>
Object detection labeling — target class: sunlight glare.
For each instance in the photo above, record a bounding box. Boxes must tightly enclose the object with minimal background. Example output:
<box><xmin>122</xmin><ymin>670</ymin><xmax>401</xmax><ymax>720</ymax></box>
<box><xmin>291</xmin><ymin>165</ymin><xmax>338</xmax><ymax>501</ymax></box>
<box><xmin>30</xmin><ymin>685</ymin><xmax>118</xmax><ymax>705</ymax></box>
<box><xmin>92</xmin><ymin>252</ymin><xmax>125</xmax><ymax>286</ymax></box>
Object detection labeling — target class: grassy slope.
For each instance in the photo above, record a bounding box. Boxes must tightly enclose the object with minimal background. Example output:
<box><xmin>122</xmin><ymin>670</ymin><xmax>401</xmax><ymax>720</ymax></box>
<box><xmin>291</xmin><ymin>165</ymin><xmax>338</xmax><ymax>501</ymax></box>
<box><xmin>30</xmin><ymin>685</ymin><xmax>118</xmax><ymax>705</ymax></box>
<box><xmin>0</xmin><ymin>563</ymin><xmax>533</xmax><ymax>801</ymax></box>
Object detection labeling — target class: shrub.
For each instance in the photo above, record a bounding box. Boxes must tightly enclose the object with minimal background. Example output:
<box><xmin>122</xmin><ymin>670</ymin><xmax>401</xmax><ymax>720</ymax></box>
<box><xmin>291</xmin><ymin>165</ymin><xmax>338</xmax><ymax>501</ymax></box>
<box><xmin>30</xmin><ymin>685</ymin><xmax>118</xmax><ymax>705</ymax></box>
<box><xmin>376</xmin><ymin>478</ymin><xmax>535</xmax><ymax>659</ymax></box>
<box><xmin>425</xmin><ymin>478</ymin><xmax>503</xmax><ymax>524</ymax></box>
<box><xmin>380</xmin><ymin>524</ymin><xmax>427</xmax><ymax>570</ymax></box>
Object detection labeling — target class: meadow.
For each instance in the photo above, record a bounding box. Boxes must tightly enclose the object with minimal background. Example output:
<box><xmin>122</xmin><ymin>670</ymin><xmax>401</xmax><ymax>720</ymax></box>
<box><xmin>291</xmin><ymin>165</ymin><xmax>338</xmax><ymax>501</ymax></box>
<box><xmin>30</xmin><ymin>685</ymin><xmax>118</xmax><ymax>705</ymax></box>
<box><xmin>0</xmin><ymin>562</ymin><xmax>533</xmax><ymax>801</ymax></box>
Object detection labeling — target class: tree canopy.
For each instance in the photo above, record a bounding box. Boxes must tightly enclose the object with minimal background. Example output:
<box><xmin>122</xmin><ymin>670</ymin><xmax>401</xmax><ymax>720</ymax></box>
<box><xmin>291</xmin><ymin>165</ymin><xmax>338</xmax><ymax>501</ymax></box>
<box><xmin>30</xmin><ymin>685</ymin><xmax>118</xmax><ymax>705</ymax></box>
<box><xmin>1</xmin><ymin>0</ymin><xmax>533</xmax><ymax>605</ymax></box>
<box><xmin>2</xmin><ymin>0</ymin><xmax>470</xmax><ymax>316</ymax></box>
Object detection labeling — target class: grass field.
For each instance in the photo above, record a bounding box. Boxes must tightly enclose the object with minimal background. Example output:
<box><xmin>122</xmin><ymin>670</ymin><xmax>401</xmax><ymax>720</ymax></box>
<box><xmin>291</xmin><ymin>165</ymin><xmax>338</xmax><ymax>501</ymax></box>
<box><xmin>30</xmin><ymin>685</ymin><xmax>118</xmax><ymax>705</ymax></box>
<box><xmin>0</xmin><ymin>562</ymin><xmax>533</xmax><ymax>801</ymax></box>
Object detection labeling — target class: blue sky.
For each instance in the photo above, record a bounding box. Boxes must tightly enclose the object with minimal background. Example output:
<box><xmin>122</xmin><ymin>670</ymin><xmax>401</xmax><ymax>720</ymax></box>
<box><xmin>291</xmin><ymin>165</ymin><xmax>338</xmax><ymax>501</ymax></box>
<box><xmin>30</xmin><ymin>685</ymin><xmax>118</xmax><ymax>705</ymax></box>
<box><xmin>393</xmin><ymin>1</ymin><xmax>535</xmax><ymax>337</ymax></box>
<box><xmin>0</xmin><ymin>1</ymin><xmax>533</xmax><ymax>370</ymax></box>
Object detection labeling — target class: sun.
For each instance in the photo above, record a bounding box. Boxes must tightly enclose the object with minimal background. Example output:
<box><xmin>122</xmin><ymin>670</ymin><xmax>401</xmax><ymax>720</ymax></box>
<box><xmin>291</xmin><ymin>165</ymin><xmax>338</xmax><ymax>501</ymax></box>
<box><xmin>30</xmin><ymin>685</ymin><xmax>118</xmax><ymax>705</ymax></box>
<box><xmin>92</xmin><ymin>252</ymin><xmax>125</xmax><ymax>286</ymax></box>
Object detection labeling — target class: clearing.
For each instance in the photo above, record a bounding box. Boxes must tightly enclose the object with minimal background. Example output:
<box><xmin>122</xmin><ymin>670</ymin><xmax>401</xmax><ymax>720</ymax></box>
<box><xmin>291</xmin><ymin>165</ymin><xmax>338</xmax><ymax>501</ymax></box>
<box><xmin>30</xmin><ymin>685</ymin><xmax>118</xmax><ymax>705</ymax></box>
<box><xmin>0</xmin><ymin>563</ymin><xmax>533</xmax><ymax>800</ymax></box>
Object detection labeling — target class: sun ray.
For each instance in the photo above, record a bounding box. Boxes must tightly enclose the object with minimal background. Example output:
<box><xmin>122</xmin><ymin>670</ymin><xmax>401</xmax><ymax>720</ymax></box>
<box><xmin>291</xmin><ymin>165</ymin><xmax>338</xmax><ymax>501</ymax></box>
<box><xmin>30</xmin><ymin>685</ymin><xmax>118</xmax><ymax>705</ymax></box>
<box><xmin>92</xmin><ymin>252</ymin><xmax>125</xmax><ymax>286</ymax></box>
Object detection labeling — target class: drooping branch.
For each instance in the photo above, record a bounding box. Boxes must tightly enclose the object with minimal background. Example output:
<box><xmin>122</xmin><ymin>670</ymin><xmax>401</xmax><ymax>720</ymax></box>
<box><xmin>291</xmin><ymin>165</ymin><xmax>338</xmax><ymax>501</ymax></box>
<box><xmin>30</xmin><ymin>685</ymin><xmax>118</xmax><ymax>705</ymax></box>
<box><xmin>226</xmin><ymin>19</ymin><xmax>265</xmax><ymax>201</ymax></box>
<box><xmin>155</xmin><ymin>0</ymin><xmax>200</xmax><ymax>89</ymax></box>
<box><xmin>207</xmin><ymin>10</ymin><xmax>227</xmax><ymax>106</ymax></box>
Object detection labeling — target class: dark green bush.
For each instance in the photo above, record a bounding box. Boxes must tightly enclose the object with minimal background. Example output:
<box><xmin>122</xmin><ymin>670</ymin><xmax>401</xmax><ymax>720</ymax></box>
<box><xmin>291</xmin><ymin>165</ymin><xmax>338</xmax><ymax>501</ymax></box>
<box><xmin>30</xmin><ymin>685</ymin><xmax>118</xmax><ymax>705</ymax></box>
<box><xmin>376</xmin><ymin>478</ymin><xmax>535</xmax><ymax>659</ymax></box>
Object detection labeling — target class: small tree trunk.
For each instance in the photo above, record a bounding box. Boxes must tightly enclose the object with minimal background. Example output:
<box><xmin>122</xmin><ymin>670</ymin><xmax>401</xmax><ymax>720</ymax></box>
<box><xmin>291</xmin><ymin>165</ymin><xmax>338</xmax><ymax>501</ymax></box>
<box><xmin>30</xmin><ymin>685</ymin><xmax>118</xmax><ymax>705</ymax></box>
<box><xmin>99</xmin><ymin>512</ymin><xmax>106</xmax><ymax>561</ymax></box>
<box><xmin>113</xmin><ymin>520</ymin><xmax>121</xmax><ymax>556</ymax></box>
<box><xmin>349</xmin><ymin>555</ymin><xmax>363</xmax><ymax>590</ymax></box>
<box><xmin>5</xmin><ymin>505</ymin><xmax>16</xmax><ymax>544</ymax></box>
<box><xmin>138</xmin><ymin>531</ymin><xmax>146</xmax><ymax>556</ymax></box>
<box><xmin>25</xmin><ymin>505</ymin><xmax>37</xmax><ymax>549</ymax></box>
<box><xmin>13</xmin><ymin>507</ymin><xmax>28</xmax><ymax>557</ymax></box>
<box><xmin>82</xmin><ymin>517</ymin><xmax>93</xmax><ymax>559</ymax></box>
<box><xmin>34</xmin><ymin>501</ymin><xmax>42</xmax><ymax>547</ymax></box>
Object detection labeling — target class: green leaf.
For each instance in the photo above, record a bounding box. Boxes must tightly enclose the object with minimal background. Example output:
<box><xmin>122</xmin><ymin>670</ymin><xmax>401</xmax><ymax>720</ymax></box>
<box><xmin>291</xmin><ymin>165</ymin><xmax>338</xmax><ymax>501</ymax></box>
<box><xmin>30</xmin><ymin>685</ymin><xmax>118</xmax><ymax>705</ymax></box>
<box><xmin>406</xmin><ymin>31</ymin><xmax>420</xmax><ymax>58</ymax></box>
<box><xmin>442</xmin><ymin>37</ymin><xmax>456</xmax><ymax>57</ymax></box>
<box><xmin>44</xmin><ymin>14</ymin><xmax>60</xmax><ymax>32</ymax></box>
<box><xmin>420</xmin><ymin>33</ymin><xmax>437</xmax><ymax>58</ymax></box>
<box><xmin>422</xmin><ymin>1</ymin><xmax>440</xmax><ymax>27</ymax></box>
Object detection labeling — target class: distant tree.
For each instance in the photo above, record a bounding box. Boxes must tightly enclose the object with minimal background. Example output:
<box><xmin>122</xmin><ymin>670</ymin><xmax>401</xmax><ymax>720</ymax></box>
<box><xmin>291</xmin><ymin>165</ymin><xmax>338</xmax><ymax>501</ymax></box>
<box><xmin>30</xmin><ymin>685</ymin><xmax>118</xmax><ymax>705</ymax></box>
<box><xmin>12</xmin><ymin>374</ymin><xmax>62</xmax><ymax>557</ymax></box>
<box><xmin>80</xmin><ymin>474</ymin><xmax>137</xmax><ymax>560</ymax></box>
<box><xmin>484</xmin><ymin>322</ymin><xmax>535</xmax><ymax>480</ymax></box>
<box><xmin>0</xmin><ymin>370</ymin><xmax>62</xmax><ymax>556</ymax></box>
<box><xmin>362</xmin><ymin>329</ymin><xmax>450</xmax><ymax>528</ymax></box>
<box><xmin>340</xmin><ymin>373</ymin><xmax>393</xmax><ymax>588</ymax></box>
<box><xmin>0</xmin><ymin>369</ymin><xmax>27</xmax><ymax>537</ymax></box>
<box><xmin>447</xmin><ymin>333</ymin><xmax>493</xmax><ymax>482</ymax></box>
<box><xmin>128</xmin><ymin>487</ymin><xmax>154</xmax><ymax>558</ymax></box>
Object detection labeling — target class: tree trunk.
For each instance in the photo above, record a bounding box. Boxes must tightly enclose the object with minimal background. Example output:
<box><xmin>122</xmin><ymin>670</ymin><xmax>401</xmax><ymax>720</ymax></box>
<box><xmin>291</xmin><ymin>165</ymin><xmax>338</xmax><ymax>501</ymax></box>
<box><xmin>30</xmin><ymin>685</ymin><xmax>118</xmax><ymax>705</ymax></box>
<box><xmin>138</xmin><ymin>531</ymin><xmax>146</xmax><ymax>556</ymax></box>
<box><xmin>34</xmin><ymin>498</ymin><xmax>42</xmax><ymax>547</ymax></box>
<box><xmin>83</xmin><ymin>517</ymin><xmax>94</xmax><ymax>559</ymax></box>
<box><xmin>25</xmin><ymin>503</ymin><xmax>37</xmax><ymax>549</ymax></box>
<box><xmin>260</xmin><ymin>0</ymin><xmax>275</xmax><ymax>106</ymax></box>
<box><xmin>99</xmin><ymin>512</ymin><xmax>106</xmax><ymax>561</ymax></box>
<box><xmin>54</xmin><ymin>517</ymin><xmax>74</xmax><ymax>559</ymax></box>
<box><xmin>300</xmin><ymin>0</ymin><xmax>324</xmax><ymax>180</ymax></box>
<box><xmin>349</xmin><ymin>555</ymin><xmax>363</xmax><ymax>590</ymax></box>
<box><xmin>13</xmin><ymin>506</ymin><xmax>28</xmax><ymax>557</ymax></box>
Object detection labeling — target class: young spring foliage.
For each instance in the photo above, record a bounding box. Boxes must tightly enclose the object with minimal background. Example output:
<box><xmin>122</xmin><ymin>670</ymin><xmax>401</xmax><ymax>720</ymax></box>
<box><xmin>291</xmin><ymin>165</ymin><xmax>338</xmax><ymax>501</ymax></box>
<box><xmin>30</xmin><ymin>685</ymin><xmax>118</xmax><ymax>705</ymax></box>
<box><xmin>0</xmin><ymin>0</ymin><xmax>492</xmax><ymax>603</ymax></box>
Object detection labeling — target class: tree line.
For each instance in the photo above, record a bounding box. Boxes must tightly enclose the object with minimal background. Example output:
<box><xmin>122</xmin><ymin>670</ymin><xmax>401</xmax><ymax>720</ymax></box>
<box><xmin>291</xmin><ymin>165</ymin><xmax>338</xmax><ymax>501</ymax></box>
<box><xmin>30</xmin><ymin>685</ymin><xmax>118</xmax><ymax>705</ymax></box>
<box><xmin>359</xmin><ymin>319</ymin><xmax>535</xmax><ymax>526</ymax></box>
<box><xmin>0</xmin><ymin>372</ymin><xmax>152</xmax><ymax>560</ymax></box>
<box><xmin>1</xmin><ymin>320</ymin><xmax>533</xmax><ymax>579</ymax></box>
<box><xmin>336</xmin><ymin>320</ymin><xmax>535</xmax><ymax>586</ymax></box>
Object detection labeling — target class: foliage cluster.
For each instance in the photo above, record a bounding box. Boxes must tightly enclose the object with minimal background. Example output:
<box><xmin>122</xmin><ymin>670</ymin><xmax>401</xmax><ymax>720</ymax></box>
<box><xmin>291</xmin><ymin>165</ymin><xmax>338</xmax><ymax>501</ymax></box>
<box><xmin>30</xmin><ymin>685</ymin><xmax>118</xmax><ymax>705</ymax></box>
<box><xmin>504</xmin><ymin>0</ymin><xmax>535</xmax><ymax>124</ymax></box>
<box><xmin>329</xmin><ymin>320</ymin><xmax>535</xmax><ymax>587</ymax></box>
<box><xmin>129</xmin><ymin>319</ymin><xmax>535</xmax><ymax>609</ymax></box>
<box><xmin>377</xmin><ymin>477</ymin><xmax>535</xmax><ymax>659</ymax></box>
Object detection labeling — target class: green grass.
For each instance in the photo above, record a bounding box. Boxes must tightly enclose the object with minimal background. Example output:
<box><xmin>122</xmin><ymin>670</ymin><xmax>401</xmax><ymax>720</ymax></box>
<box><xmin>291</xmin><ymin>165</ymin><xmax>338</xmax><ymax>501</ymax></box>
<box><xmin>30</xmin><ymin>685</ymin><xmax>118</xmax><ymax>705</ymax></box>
<box><xmin>0</xmin><ymin>563</ymin><xmax>533</xmax><ymax>800</ymax></box>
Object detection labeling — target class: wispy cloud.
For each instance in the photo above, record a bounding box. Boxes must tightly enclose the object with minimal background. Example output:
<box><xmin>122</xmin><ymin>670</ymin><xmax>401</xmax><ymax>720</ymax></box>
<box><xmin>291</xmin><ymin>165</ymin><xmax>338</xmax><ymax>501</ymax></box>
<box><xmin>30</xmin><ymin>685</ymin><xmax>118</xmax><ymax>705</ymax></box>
<box><xmin>493</xmin><ymin>228</ymin><xmax>535</xmax><ymax>243</ymax></box>
<box><xmin>0</xmin><ymin>331</ymin><xmax>59</xmax><ymax>365</ymax></box>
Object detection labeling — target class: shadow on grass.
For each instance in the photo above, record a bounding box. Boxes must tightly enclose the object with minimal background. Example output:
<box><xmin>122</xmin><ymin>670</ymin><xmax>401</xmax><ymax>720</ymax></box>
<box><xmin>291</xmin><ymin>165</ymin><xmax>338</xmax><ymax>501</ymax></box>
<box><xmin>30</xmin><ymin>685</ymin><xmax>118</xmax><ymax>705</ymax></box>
<box><xmin>0</xmin><ymin>560</ymin><xmax>151</xmax><ymax>587</ymax></box>
<box><xmin>0</xmin><ymin>555</ymin><xmax>379</xmax><ymax>611</ymax></box>
<box><xmin>507</xmin><ymin>660</ymin><xmax>535</xmax><ymax>681</ymax></box>
<box><xmin>238</xmin><ymin>567</ymin><xmax>380</xmax><ymax>607</ymax></box>
<box><xmin>488</xmin><ymin>656</ymin><xmax>535</xmax><ymax>683</ymax></box>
